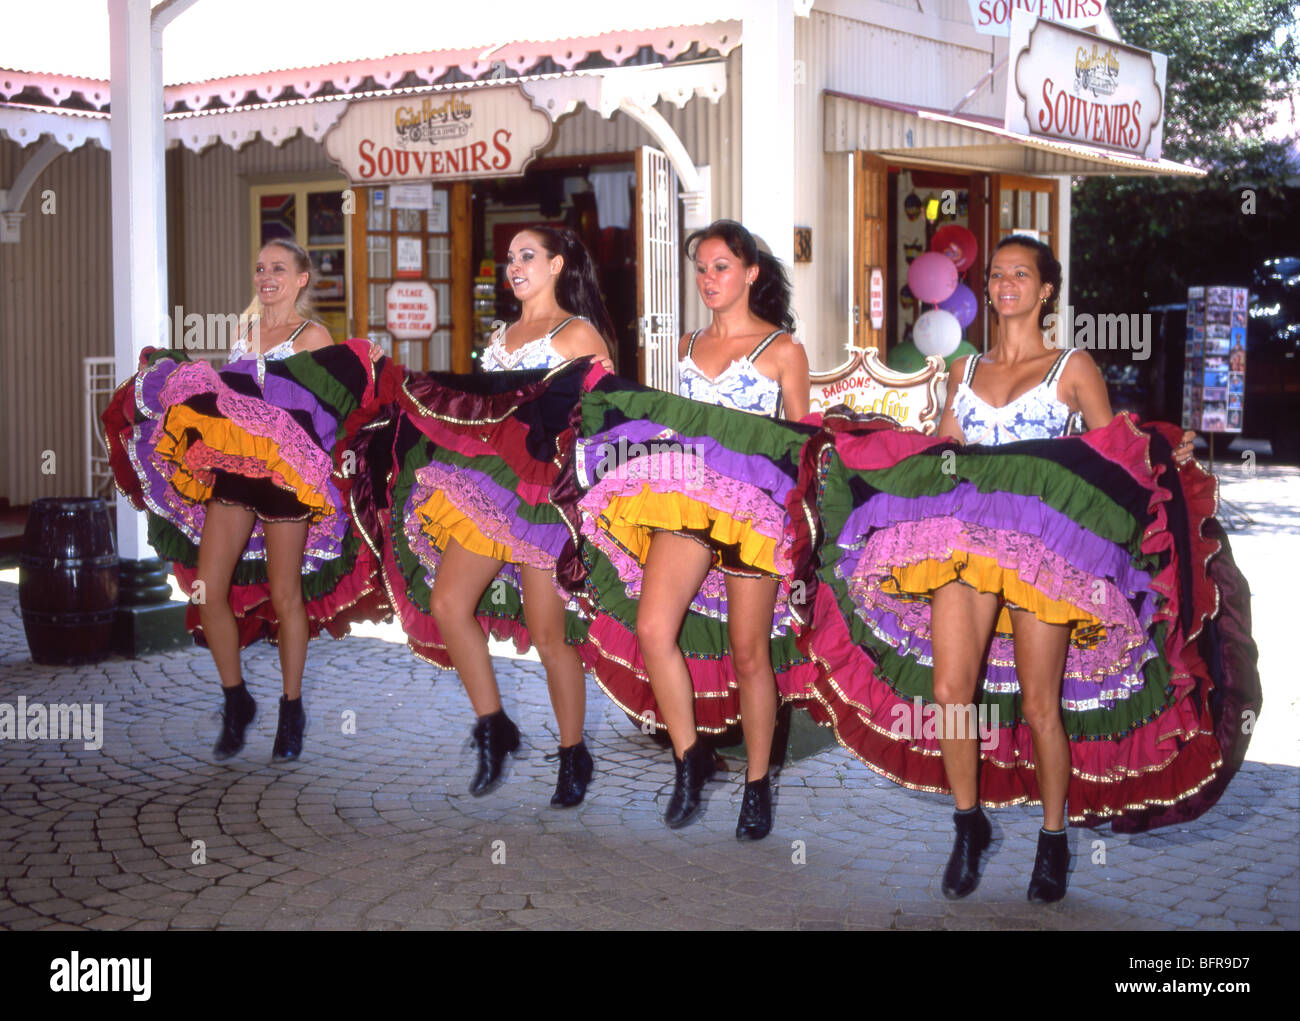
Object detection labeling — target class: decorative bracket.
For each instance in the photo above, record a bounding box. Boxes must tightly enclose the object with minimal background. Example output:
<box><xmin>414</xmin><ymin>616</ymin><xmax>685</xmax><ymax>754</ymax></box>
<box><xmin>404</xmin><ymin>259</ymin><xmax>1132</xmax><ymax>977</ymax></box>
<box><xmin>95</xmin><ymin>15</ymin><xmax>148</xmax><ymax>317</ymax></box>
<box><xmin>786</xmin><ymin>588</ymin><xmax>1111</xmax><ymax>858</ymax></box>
<box><xmin>0</xmin><ymin>137</ymin><xmax>63</xmax><ymax>243</ymax></box>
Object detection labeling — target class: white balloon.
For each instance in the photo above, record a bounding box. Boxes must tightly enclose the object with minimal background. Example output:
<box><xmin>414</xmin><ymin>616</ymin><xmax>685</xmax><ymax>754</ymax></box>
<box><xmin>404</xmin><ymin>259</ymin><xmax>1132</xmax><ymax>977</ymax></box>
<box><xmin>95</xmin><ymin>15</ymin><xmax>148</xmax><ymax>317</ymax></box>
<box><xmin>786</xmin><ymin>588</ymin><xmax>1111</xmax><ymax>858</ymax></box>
<box><xmin>913</xmin><ymin>309</ymin><xmax>963</xmax><ymax>357</ymax></box>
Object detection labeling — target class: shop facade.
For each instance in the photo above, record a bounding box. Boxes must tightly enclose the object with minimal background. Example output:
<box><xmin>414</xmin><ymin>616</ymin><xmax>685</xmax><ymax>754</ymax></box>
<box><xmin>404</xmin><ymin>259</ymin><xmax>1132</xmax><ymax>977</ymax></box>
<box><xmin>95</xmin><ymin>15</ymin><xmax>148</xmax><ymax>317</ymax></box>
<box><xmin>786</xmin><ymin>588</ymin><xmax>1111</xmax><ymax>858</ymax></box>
<box><xmin>0</xmin><ymin>0</ymin><xmax>1198</xmax><ymax>511</ymax></box>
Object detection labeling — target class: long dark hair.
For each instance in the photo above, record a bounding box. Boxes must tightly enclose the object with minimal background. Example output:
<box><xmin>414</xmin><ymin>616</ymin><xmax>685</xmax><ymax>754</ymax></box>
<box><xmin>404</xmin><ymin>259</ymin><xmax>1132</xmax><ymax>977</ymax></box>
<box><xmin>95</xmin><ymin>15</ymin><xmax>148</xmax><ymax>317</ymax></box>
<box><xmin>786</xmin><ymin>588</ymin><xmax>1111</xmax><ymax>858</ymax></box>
<box><xmin>986</xmin><ymin>233</ymin><xmax>1062</xmax><ymax>330</ymax></box>
<box><xmin>522</xmin><ymin>225</ymin><xmax>617</xmax><ymax>361</ymax></box>
<box><xmin>685</xmin><ymin>219</ymin><xmax>795</xmax><ymax>333</ymax></box>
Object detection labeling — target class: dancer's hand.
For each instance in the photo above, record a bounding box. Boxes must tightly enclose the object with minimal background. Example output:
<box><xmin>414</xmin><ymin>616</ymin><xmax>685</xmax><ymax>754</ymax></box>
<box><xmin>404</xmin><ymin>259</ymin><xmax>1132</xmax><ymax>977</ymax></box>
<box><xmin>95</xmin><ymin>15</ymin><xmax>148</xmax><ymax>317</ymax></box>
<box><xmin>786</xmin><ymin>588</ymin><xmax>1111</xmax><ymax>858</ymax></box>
<box><xmin>1174</xmin><ymin>430</ymin><xmax>1195</xmax><ymax>465</ymax></box>
<box><xmin>369</xmin><ymin>341</ymin><xmax>385</xmax><ymax>363</ymax></box>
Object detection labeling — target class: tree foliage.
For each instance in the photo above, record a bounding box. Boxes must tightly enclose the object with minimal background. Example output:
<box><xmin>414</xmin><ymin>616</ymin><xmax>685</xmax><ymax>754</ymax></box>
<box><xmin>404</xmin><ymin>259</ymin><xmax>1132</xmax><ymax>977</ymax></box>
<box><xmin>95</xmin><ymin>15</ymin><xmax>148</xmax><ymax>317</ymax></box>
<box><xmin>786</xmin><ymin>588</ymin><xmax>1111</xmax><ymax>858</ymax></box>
<box><xmin>1070</xmin><ymin>0</ymin><xmax>1300</xmax><ymax>316</ymax></box>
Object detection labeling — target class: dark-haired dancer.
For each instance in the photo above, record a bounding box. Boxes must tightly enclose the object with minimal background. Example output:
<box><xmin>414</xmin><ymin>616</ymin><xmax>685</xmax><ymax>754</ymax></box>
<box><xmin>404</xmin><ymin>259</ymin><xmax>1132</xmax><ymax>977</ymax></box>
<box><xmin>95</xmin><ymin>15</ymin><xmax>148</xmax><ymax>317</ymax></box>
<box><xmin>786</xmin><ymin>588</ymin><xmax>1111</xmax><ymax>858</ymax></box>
<box><xmin>646</xmin><ymin>223</ymin><xmax>808</xmax><ymax>836</ymax></box>
<box><xmin>569</xmin><ymin>220</ymin><xmax>811</xmax><ymax>837</ymax></box>
<box><xmin>791</xmin><ymin>233</ymin><xmax>1218</xmax><ymax>903</ymax></box>
<box><xmin>936</xmin><ymin>236</ymin><xmax>1191</xmax><ymax>899</ymax></box>
<box><xmin>426</xmin><ymin>227</ymin><xmax>615</xmax><ymax>805</ymax></box>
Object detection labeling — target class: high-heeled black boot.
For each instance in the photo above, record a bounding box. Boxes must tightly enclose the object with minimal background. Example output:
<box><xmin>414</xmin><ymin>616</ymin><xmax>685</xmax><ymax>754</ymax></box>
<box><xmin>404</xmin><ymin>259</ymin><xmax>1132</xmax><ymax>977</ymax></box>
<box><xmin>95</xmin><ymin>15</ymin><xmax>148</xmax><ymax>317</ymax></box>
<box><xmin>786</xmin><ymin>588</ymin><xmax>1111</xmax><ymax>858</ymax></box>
<box><xmin>550</xmin><ymin>741</ymin><xmax>594</xmax><ymax>808</ymax></box>
<box><xmin>735</xmin><ymin>774</ymin><xmax>773</xmax><ymax>841</ymax></box>
<box><xmin>941</xmin><ymin>806</ymin><xmax>992</xmax><ymax>899</ymax></box>
<box><xmin>1027</xmin><ymin>827</ymin><xmax>1070</xmax><ymax>903</ymax></box>
<box><xmin>271</xmin><ymin>696</ymin><xmax>305</xmax><ymax>762</ymax></box>
<box><xmin>468</xmin><ymin>709</ymin><xmax>520</xmax><ymax>796</ymax></box>
<box><xmin>212</xmin><ymin>682</ymin><xmax>257</xmax><ymax>761</ymax></box>
<box><xmin>664</xmin><ymin>740</ymin><xmax>715</xmax><ymax>829</ymax></box>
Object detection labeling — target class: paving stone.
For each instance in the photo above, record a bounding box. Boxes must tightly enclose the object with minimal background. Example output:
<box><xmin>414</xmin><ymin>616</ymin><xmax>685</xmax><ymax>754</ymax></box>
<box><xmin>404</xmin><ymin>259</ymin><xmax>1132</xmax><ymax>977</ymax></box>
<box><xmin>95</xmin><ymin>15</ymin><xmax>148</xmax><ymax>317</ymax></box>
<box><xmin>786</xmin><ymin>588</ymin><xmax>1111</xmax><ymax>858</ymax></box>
<box><xmin>1</xmin><ymin>532</ymin><xmax>1296</xmax><ymax>932</ymax></box>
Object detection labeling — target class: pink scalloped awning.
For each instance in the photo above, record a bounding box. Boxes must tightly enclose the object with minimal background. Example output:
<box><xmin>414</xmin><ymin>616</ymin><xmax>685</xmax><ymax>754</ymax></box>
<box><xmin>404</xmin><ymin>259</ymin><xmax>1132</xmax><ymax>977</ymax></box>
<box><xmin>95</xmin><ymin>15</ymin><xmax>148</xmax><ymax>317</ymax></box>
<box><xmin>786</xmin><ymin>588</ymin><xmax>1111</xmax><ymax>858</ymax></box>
<box><xmin>2</xmin><ymin>0</ymin><xmax>745</xmax><ymax>82</ymax></box>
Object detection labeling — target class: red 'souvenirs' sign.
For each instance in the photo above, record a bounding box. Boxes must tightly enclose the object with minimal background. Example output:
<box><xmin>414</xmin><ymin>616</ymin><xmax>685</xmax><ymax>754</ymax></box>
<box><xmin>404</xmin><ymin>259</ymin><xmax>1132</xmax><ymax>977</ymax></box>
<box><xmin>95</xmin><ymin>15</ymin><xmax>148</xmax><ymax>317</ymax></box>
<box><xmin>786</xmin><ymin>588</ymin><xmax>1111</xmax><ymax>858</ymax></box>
<box><xmin>1005</xmin><ymin>10</ymin><xmax>1166</xmax><ymax>161</ymax></box>
<box><xmin>967</xmin><ymin>0</ymin><xmax>1107</xmax><ymax>36</ymax></box>
<box><xmin>324</xmin><ymin>88</ymin><xmax>553</xmax><ymax>185</ymax></box>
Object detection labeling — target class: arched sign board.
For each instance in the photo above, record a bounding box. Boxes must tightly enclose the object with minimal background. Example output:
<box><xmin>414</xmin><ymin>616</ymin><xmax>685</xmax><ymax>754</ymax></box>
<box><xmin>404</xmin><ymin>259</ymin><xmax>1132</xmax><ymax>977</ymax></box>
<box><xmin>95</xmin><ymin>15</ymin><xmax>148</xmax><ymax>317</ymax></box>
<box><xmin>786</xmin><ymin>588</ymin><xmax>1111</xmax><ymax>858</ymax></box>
<box><xmin>1005</xmin><ymin>10</ymin><xmax>1167</xmax><ymax>161</ymax></box>
<box><xmin>323</xmin><ymin>87</ymin><xmax>554</xmax><ymax>184</ymax></box>
<box><xmin>809</xmin><ymin>348</ymin><xmax>947</xmax><ymax>434</ymax></box>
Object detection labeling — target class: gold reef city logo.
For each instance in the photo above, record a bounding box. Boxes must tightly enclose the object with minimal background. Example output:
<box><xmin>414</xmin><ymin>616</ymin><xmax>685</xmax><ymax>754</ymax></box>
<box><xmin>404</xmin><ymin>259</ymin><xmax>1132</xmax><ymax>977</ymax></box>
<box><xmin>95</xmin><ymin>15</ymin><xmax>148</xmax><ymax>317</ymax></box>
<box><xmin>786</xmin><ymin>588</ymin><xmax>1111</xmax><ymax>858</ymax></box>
<box><xmin>1074</xmin><ymin>44</ymin><xmax>1120</xmax><ymax>99</ymax></box>
<box><xmin>394</xmin><ymin>96</ymin><xmax>473</xmax><ymax>146</ymax></box>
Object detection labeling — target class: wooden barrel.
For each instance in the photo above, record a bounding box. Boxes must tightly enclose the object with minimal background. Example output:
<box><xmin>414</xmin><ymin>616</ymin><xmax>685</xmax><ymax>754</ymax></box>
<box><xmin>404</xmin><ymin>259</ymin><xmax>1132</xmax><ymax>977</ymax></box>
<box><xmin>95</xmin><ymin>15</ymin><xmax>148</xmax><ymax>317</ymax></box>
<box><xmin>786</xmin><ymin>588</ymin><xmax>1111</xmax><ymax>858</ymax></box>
<box><xmin>18</xmin><ymin>498</ymin><xmax>120</xmax><ymax>665</ymax></box>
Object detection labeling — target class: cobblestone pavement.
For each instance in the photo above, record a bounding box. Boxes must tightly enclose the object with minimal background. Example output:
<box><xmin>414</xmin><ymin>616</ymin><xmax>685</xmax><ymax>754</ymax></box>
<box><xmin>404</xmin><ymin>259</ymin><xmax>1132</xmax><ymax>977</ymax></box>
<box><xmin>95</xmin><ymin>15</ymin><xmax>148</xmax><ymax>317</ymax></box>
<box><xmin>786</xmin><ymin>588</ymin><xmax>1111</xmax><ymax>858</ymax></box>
<box><xmin>1</xmin><ymin>464</ymin><xmax>1296</xmax><ymax>931</ymax></box>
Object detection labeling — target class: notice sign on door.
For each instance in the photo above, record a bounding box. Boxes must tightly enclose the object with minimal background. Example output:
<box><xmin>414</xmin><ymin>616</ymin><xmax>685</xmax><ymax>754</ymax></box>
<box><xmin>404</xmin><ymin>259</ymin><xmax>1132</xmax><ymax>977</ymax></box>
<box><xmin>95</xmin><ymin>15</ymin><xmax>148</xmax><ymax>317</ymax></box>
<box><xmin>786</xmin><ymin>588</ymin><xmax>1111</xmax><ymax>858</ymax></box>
<box><xmin>386</xmin><ymin>281</ymin><xmax>437</xmax><ymax>340</ymax></box>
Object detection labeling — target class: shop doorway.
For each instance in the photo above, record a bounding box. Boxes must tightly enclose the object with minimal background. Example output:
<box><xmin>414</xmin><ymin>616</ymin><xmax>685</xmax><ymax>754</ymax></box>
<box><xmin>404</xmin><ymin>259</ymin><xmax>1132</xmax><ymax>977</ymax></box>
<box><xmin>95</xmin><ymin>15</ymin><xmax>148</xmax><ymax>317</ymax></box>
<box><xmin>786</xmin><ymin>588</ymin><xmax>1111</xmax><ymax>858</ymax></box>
<box><xmin>473</xmin><ymin>156</ymin><xmax>639</xmax><ymax>374</ymax></box>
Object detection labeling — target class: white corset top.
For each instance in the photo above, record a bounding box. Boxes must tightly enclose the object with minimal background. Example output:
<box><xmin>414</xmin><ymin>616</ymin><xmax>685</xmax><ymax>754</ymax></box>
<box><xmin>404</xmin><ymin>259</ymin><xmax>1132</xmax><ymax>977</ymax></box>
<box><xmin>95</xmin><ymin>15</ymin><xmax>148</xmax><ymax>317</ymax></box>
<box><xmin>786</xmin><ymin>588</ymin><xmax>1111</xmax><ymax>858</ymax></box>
<box><xmin>229</xmin><ymin>319</ymin><xmax>311</xmax><ymax>362</ymax></box>
<box><xmin>480</xmin><ymin>315</ymin><xmax>586</xmax><ymax>372</ymax></box>
<box><xmin>954</xmin><ymin>348</ymin><xmax>1077</xmax><ymax>445</ymax></box>
<box><xmin>677</xmin><ymin>330</ymin><xmax>784</xmax><ymax>418</ymax></box>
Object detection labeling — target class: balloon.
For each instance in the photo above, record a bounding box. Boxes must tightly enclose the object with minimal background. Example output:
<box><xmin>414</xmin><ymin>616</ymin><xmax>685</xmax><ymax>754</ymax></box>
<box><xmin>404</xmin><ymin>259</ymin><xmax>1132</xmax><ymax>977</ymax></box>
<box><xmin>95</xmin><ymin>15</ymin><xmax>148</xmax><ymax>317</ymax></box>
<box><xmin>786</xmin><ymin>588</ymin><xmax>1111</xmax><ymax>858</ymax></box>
<box><xmin>931</xmin><ymin>224</ymin><xmax>979</xmax><ymax>272</ymax></box>
<box><xmin>944</xmin><ymin>340</ymin><xmax>979</xmax><ymax>371</ymax></box>
<box><xmin>907</xmin><ymin>252</ymin><xmax>959</xmax><ymax>304</ymax></box>
<box><xmin>913</xmin><ymin>309</ymin><xmax>963</xmax><ymax>358</ymax></box>
<box><xmin>939</xmin><ymin>283</ymin><xmax>978</xmax><ymax>329</ymax></box>
<box><xmin>887</xmin><ymin>341</ymin><xmax>927</xmax><ymax>374</ymax></box>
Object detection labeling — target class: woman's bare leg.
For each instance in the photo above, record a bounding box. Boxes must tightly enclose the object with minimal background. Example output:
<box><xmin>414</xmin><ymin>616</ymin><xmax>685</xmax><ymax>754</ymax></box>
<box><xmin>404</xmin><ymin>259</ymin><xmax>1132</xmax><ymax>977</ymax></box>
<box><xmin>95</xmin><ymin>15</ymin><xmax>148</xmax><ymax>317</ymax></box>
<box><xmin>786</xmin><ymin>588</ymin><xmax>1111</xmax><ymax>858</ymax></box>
<box><xmin>520</xmin><ymin>565</ymin><xmax>585</xmax><ymax>746</ymax></box>
<box><xmin>262</xmin><ymin>518</ymin><xmax>311</xmax><ymax>700</ymax></box>
<box><xmin>1008</xmin><ymin>609</ymin><xmax>1071</xmax><ymax>831</ymax></box>
<box><xmin>930</xmin><ymin>580</ymin><xmax>1001</xmax><ymax>808</ymax></box>
<box><xmin>636</xmin><ymin>532</ymin><xmax>714</xmax><ymax>757</ymax></box>
<box><xmin>725</xmin><ymin>573</ymin><xmax>780</xmax><ymax>781</ymax></box>
<box><xmin>196</xmin><ymin>501</ymin><xmax>257</xmax><ymax>688</ymax></box>
<box><xmin>428</xmin><ymin>538</ymin><xmax>510</xmax><ymax>714</ymax></box>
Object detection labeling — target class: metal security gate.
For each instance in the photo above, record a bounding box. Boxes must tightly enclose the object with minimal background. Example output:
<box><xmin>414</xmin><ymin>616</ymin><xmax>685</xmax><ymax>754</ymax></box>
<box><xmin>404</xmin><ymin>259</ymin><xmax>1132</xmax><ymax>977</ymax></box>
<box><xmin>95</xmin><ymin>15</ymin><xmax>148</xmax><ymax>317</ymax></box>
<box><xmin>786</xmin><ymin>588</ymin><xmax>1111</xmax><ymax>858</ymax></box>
<box><xmin>636</xmin><ymin>146</ymin><xmax>679</xmax><ymax>391</ymax></box>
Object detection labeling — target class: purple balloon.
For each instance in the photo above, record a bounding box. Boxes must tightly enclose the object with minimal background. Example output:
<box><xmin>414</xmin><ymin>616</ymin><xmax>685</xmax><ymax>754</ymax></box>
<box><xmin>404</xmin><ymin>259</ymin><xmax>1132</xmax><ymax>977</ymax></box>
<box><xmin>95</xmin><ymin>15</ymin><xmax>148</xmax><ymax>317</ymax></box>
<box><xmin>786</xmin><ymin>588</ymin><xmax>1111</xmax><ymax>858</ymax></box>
<box><xmin>939</xmin><ymin>283</ymin><xmax>978</xmax><ymax>329</ymax></box>
<box><xmin>907</xmin><ymin>251</ymin><xmax>959</xmax><ymax>304</ymax></box>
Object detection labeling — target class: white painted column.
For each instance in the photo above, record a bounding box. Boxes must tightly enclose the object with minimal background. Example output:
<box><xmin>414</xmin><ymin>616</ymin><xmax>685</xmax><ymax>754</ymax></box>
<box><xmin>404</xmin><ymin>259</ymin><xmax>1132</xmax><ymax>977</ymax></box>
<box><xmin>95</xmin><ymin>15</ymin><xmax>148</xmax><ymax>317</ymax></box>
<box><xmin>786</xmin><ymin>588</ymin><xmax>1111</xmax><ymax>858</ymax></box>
<box><xmin>1056</xmin><ymin>174</ymin><xmax>1072</xmax><ymax>316</ymax></box>
<box><xmin>108</xmin><ymin>0</ymin><xmax>169</xmax><ymax>560</ymax></box>
<box><xmin>741</xmin><ymin>0</ymin><xmax>795</xmax><ymax>266</ymax></box>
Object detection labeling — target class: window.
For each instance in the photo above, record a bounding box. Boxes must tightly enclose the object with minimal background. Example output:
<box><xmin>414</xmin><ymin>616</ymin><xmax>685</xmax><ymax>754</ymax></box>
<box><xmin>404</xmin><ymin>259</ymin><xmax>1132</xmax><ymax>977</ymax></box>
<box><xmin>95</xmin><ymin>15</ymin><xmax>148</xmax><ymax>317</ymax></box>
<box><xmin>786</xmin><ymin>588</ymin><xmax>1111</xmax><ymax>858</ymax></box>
<box><xmin>248</xmin><ymin>179</ymin><xmax>351</xmax><ymax>342</ymax></box>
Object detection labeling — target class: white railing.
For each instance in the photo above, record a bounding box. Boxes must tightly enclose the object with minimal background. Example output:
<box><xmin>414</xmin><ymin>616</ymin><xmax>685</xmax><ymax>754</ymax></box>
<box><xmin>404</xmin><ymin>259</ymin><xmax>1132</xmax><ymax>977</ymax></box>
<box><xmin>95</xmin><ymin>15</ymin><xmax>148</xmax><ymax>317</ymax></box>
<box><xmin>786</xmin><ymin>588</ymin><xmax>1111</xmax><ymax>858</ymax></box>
<box><xmin>84</xmin><ymin>349</ymin><xmax>227</xmax><ymax>498</ymax></box>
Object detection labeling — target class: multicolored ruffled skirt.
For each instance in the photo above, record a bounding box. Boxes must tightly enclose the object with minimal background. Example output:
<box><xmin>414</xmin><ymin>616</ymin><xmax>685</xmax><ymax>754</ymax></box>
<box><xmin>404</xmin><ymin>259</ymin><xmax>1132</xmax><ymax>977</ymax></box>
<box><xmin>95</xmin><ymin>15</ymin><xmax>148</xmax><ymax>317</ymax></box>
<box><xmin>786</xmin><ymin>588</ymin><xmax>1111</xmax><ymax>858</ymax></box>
<box><xmin>557</xmin><ymin>374</ymin><xmax>820</xmax><ymax>733</ymax></box>
<box><xmin>789</xmin><ymin>411</ymin><xmax>1261</xmax><ymax>830</ymax></box>
<box><xmin>102</xmin><ymin>341</ymin><xmax>392</xmax><ymax>647</ymax></box>
<box><xmin>338</xmin><ymin>358</ymin><xmax>599</xmax><ymax>668</ymax></box>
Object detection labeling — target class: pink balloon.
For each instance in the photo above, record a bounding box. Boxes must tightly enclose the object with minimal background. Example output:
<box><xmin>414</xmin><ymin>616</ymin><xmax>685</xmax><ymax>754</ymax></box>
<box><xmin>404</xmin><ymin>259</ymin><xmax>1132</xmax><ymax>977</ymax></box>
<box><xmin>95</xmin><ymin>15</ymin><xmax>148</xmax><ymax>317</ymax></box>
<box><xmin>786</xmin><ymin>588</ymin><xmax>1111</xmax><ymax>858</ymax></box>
<box><xmin>907</xmin><ymin>252</ymin><xmax>959</xmax><ymax>304</ymax></box>
<box><xmin>939</xmin><ymin>283</ymin><xmax>978</xmax><ymax>329</ymax></box>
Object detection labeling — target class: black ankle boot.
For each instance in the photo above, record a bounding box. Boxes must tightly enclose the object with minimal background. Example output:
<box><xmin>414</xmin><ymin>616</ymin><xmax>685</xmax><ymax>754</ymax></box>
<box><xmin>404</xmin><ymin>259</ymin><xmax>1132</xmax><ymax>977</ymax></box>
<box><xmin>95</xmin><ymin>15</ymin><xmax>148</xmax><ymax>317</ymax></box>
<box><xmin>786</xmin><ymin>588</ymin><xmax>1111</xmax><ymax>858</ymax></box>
<box><xmin>469</xmin><ymin>710</ymin><xmax>520</xmax><ymax>796</ymax></box>
<box><xmin>941</xmin><ymin>807</ymin><xmax>992</xmax><ymax>899</ymax></box>
<box><xmin>550</xmin><ymin>741</ymin><xmax>594</xmax><ymax>808</ymax></box>
<box><xmin>213</xmin><ymin>682</ymin><xmax>257</xmax><ymax>761</ymax></box>
<box><xmin>664</xmin><ymin>741</ymin><xmax>715</xmax><ymax>829</ymax></box>
<box><xmin>735</xmin><ymin>774</ymin><xmax>773</xmax><ymax>841</ymax></box>
<box><xmin>1027</xmin><ymin>827</ymin><xmax>1070</xmax><ymax>903</ymax></box>
<box><xmin>271</xmin><ymin>696</ymin><xmax>305</xmax><ymax>762</ymax></box>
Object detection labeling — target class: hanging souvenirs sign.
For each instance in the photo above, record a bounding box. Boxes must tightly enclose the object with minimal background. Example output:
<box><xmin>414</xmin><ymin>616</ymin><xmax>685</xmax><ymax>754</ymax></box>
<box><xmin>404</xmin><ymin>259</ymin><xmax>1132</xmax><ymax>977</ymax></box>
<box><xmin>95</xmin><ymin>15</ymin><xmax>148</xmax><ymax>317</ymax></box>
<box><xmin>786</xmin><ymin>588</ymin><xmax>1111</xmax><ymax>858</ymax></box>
<box><xmin>967</xmin><ymin>0</ymin><xmax>1107</xmax><ymax>36</ymax></box>
<box><xmin>324</xmin><ymin>87</ymin><xmax>553</xmax><ymax>184</ymax></box>
<box><xmin>1005</xmin><ymin>10</ymin><xmax>1166</xmax><ymax>160</ymax></box>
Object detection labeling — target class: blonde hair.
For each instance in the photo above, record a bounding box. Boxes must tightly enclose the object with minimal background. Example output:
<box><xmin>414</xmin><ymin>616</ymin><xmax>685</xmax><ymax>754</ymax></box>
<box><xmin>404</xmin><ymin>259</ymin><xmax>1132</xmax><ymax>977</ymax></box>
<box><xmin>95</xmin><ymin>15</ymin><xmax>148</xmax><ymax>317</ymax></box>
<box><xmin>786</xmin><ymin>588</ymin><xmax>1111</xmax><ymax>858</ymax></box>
<box><xmin>241</xmin><ymin>239</ymin><xmax>317</xmax><ymax>324</ymax></box>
